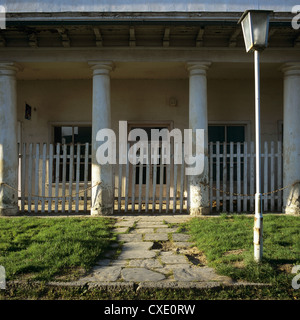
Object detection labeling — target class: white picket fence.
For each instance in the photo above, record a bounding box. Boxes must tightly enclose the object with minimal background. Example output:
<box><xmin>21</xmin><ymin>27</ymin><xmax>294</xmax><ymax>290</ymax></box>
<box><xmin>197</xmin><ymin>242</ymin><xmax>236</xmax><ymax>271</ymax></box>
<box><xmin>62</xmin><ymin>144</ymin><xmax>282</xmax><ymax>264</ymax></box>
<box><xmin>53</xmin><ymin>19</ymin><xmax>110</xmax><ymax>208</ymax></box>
<box><xmin>18</xmin><ymin>143</ymin><xmax>91</xmax><ymax>213</ymax></box>
<box><xmin>209</xmin><ymin>141</ymin><xmax>283</xmax><ymax>213</ymax></box>
<box><xmin>17</xmin><ymin>141</ymin><xmax>283</xmax><ymax>214</ymax></box>
<box><xmin>113</xmin><ymin>143</ymin><xmax>189</xmax><ymax>214</ymax></box>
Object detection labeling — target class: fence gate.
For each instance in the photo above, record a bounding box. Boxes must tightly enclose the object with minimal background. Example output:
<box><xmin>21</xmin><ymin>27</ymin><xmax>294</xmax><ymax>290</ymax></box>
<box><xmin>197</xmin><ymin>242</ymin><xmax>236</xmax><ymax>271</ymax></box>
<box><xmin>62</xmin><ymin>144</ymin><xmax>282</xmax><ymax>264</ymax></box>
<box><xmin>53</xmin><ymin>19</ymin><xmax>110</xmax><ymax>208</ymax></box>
<box><xmin>113</xmin><ymin>143</ymin><xmax>189</xmax><ymax>213</ymax></box>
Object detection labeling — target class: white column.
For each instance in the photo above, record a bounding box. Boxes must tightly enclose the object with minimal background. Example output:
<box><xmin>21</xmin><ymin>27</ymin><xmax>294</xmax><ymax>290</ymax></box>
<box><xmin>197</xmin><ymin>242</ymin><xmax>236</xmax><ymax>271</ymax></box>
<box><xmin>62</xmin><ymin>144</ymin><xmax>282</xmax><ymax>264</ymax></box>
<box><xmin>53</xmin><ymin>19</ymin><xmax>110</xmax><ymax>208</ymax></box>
<box><xmin>0</xmin><ymin>62</ymin><xmax>19</xmax><ymax>216</ymax></box>
<box><xmin>187</xmin><ymin>62</ymin><xmax>211</xmax><ymax>216</ymax></box>
<box><xmin>89</xmin><ymin>61</ymin><xmax>114</xmax><ymax>215</ymax></box>
<box><xmin>282</xmin><ymin>63</ymin><xmax>300</xmax><ymax>215</ymax></box>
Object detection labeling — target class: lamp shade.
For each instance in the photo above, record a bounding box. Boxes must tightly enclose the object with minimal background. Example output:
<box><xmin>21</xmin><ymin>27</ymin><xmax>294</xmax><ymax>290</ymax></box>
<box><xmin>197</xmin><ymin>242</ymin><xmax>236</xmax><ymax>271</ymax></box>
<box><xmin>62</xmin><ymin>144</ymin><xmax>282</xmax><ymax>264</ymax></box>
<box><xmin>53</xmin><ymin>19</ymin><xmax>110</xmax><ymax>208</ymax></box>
<box><xmin>238</xmin><ymin>10</ymin><xmax>272</xmax><ymax>52</ymax></box>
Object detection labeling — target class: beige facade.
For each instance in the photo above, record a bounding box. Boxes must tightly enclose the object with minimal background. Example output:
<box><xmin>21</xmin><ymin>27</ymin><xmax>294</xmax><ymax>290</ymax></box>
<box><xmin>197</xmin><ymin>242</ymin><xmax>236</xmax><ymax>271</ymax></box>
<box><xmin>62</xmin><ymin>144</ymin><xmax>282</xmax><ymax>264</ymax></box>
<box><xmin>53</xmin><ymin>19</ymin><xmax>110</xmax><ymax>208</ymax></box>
<box><xmin>17</xmin><ymin>73</ymin><xmax>283</xmax><ymax>145</ymax></box>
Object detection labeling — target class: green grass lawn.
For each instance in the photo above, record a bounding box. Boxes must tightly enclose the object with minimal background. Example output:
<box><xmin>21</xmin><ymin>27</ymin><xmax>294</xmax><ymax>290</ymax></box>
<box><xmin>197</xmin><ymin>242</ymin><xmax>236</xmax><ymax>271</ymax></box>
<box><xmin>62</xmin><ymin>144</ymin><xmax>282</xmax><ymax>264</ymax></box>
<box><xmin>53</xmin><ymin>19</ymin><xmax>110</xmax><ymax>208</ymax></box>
<box><xmin>0</xmin><ymin>214</ymin><xmax>299</xmax><ymax>300</ymax></box>
<box><xmin>182</xmin><ymin>214</ymin><xmax>300</xmax><ymax>297</ymax></box>
<box><xmin>0</xmin><ymin>217</ymin><xmax>116</xmax><ymax>282</ymax></box>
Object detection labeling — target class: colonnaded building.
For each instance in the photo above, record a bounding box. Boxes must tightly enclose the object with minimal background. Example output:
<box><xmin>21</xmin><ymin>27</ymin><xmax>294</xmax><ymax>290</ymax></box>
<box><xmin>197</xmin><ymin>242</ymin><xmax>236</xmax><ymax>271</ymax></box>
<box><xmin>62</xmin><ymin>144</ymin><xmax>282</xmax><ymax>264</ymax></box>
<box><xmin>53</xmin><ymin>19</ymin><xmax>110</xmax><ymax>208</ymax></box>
<box><xmin>0</xmin><ymin>0</ymin><xmax>299</xmax><ymax>216</ymax></box>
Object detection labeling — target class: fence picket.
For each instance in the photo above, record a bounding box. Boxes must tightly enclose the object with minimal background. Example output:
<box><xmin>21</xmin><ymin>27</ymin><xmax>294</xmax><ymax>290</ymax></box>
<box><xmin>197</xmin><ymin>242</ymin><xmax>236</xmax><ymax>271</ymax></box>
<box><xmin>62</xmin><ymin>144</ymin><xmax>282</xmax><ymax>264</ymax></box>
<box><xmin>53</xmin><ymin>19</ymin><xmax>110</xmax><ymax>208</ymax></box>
<box><xmin>216</xmin><ymin>142</ymin><xmax>220</xmax><ymax>212</ymax></box>
<box><xmin>250</xmin><ymin>141</ymin><xmax>255</xmax><ymax>211</ymax></box>
<box><xmin>138</xmin><ymin>159</ymin><xmax>143</xmax><ymax>212</ymax></box>
<box><xmin>68</xmin><ymin>144</ymin><xmax>74</xmax><ymax>213</ymax></box>
<box><xmin>118</xmin><ymin>161</ymin><xmax>123</xmax><ymax>212</ymax></box>
<box><xmin>222</xmin><ymin>141</ymin><xmax>227</xmax><ymax>212</ymax></box>
<box><xmin>229</xmin><ymin>142</ymin><xmax>234</xmax><ymax>212</ymax></box>
<box><xmin>277</xmin><ymin>141</ymin><xmax>282</xmax><ymax>211</ymax></box>
<box><xmin>270</xmin><ymin>141</ymin><xmax>275</xmax><ymax>211</ymax></box>
<box><xmin>34</xmin><ymin>143</ymin><xmax>40</xmax><ymax>212</ymax></box>
<box><xmin>61</xmin><ymin>144</ymin><xmax>67</xmax><ymax>213</ymax></box>
<box><xmin>21</xmin><ymin>143</ymin><xmax>26</xmax><ymax>212</ymax></box>
<box><xmin>27</xmin><ymin>143</ymin><xmax>33</xmax><ymax>213</ymax></box>
<box><xmin>54</xmin><ymin>143</ymin><xmax>60</xmax><ymax>213</ymax></box>
<box><xmin>237</xmin><ymin>142</ymin><xmax>241</xmax><ymax>213</ymax></box>
<box><xmin>125</xmin><ymin>143</ymin><xmax>130</xmax><ymax>212</ymax></box>
<box><xmin>159</xmin><ymin>158</ymin><xmax>164</xmax><ymax>213</ymax></box>
<box><xmin>75</xmin><ymin>143</ymin><xmax>80</xmax><ymax>212</ymax></box>
<box><xmin>41</xmin><ymin>143</ymin><xmax>47</xmax><ymax>213</ymax></box>
<box><xmin>173</xmin><ymin>163</ymin><xmax>178</xmax><ymax>213</ymax></box>
<box><xmin>165</xmin><ymin>152</ymin><xmax>171</xmax><ymax>213</ymax></box>
<box><xmin>152</xmin><ymin>145</ymin><xmax>157</xmax><ymax>212</ymax></box>
<box><xmin>179</xmin><ymin>148</ymin><xmax>185</xmax><ymax>213</ymax></box>
<box><xmin>112</xmin><ymin>164</ymin><xmax>115</xmax><ymax>211</ymax></box>
<box><xmin>83</xmin><ymin>143</ymin><xmax>89</xmax><ymax>212</ymax></box>
<box><xmin>48</xmin><ymin>144</ymin><xmax>53</xmax><ymax>213</ymax></box>
<box><xmin>17</xmin><ymin>143</ymin><xmax>22</xmax><ymax>207</ymax></box>
<box><xmin>264</xmin><ymin>141</ymin><xmax>268</xmax><ymax>211</ymax></box>
<box><xmin>145</xmin><ymin>145</ymin><xmax>150</xmax><ymax>212</ymax></box>
<box><xmin>209</xmin><ymin>142</ymin><xmax>213</xmax><ymax>211</ymax></box>
<box><xmin>243</xmin><ymin>142</ymin><xmax>248</xmax><ymax>212</ymax></box>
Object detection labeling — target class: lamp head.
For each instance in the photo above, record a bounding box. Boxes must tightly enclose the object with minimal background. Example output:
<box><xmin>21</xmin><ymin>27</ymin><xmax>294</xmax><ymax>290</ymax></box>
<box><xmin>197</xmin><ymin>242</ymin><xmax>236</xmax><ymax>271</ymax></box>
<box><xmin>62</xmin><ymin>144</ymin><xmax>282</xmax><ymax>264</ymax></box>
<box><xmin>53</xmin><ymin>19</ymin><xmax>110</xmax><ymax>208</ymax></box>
<box><xmin>238</xmin><ymin>10</ymin><xmax>273</xmax><ymax>52</ymax></box>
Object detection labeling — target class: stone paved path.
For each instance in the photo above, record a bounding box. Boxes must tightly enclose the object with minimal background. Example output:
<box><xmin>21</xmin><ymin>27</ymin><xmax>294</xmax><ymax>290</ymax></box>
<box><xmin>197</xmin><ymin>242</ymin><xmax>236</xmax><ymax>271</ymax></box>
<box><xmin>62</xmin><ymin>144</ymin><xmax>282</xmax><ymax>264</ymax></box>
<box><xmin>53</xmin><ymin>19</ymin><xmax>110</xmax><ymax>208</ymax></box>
<box><xmin>80</xmin><ymin>215</ymin><xmax>235</xmax><ymax>289</ymax></box>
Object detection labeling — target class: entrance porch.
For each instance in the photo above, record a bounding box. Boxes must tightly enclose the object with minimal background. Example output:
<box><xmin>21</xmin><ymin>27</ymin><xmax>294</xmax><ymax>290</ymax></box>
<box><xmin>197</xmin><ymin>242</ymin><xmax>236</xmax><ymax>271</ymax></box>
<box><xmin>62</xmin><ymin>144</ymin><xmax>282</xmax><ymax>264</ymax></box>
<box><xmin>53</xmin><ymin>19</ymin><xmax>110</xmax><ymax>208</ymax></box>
<box><xmin>0</xmin><ymin>17</ymin><xmax>300</xmax><ymax>215</ymax></box>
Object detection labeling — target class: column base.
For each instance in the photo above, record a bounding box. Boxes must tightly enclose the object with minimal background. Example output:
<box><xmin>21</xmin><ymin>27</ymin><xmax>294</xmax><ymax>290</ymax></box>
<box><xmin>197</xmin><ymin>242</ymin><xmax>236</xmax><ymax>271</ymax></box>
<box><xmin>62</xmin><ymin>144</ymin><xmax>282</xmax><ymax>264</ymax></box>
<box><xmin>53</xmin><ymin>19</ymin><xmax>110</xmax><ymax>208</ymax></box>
<box><xmin>90</xmin><ymin>183</ymin><xmax>114</xmax><ymax>216</ymax></box>
<box><xmin>284</xmin><ymin>182</ymin><xmax>300</xmax><ymax>215</ymax></box>
<box><xmin>189</xmin><ymin>207</ymin><xmax>210</xmax><ymax>216</ymax></box>
<box><xmin>0</xmin><ymin>205</ymin><xmax>18</xmax><ymax>216</ymax></box>
<box><xmin>284</xmin><ymin>206</ymin><xmax>300</xmax><ymax>215</ymax></box>
<box><xmin>90</xmin><ymin>205</ymin><xmax>113</xmax><ymax>216</ymax></box>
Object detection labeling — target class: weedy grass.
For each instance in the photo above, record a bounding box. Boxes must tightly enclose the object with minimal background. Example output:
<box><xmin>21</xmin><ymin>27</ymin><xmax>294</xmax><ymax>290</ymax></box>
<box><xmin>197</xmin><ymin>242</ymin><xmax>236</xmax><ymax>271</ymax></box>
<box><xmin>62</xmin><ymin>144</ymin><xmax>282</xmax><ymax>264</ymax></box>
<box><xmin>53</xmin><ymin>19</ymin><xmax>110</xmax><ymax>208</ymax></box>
<box><xmin>1</xmin><ymin>214</ymin><xmax>299</xmax><ymax>300</ymax></box>
<box><xmin>183</xmin><ymin>214</ymin><xmax>300</xmax><ymax>287</ymax></box>
<box><xmin>0</xmin><ymin>217</ymin><xmax>116</xmax><ymax>281</ymax></box>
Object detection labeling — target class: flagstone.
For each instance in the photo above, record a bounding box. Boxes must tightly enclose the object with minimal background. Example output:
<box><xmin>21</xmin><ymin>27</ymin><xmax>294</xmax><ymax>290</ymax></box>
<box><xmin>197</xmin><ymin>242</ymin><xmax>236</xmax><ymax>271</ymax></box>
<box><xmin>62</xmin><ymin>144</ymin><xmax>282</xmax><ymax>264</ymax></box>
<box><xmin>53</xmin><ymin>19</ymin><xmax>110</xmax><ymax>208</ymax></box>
<box><xmin>121</xmin><ymin>268</ymin><xmax>165</xmax><ymax>282</ymax></box>
<box><xmin>160</xmin><ymin>252</ymin><xmax>188</xmax><ymax>264</ymax></box>
<box><xmin>172</xmin><ymin>233</ymin><xmax>191</xmax><ymax>241</ymax></box>
<box><xmin>117</xmin><ymin>233</ymin><xmax>143</xmax><ymax>242</ymax></box>
<box><xmin>92</xmin><ymin>266</ymin><xmax>122</xmax><ymax>282</ymax></box>
<box><xmin>144</xmin><ymin>233</ymin><xmax>169</xmax><ymax>241</ymax></box>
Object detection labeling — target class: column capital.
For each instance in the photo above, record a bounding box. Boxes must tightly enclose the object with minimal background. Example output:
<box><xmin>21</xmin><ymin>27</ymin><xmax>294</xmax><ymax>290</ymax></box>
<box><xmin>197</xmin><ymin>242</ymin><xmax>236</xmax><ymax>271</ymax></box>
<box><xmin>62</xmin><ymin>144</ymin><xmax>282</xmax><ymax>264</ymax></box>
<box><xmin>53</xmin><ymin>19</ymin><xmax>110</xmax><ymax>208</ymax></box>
<box><xmin>0</xmin><ymin>62</ymin><xmax>21</xmax><ymax>76</ymax></box>
<box><xmin>281</xmin><ymin>62</ymin><xmax>300</xmax><ymax>77</ymax></box>
<box><xmin>186</xmin><ymin>61</ymin><xmax>211</xmax><ymax>76</ymax></box>
<box><xmin>88</xmin><ymin>61</ymin><xmax>114</xmax><ymax>76</ymax></box>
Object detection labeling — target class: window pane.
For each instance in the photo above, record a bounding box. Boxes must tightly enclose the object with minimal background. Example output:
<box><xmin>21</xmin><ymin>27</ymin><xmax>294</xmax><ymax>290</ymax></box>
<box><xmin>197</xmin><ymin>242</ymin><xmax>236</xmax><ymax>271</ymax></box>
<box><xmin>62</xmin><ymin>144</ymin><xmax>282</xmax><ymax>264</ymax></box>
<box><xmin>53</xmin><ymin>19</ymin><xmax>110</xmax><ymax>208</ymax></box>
<box><xmin>226</xmin><ymin>126</ymin><xmax>245</xmax><ymax>142</ymax></box>
<box><xmin>53</xmin><ymin>126</ymin><xmax>92</xmax><ymax>183</ymax></box>
<box><xmin>54</xmin><ymin>126</ymin><xmax>62</xmax><ymax>144</ymax></box>
<box><xmin>75</xmin><ymin>127</ymin><xmax>92</xmax><ymax>143</ymax></box>
<box><xmin>208</xmin><ymin>126</ymin><xmax>225</xmax><ymax>142</ymax></box>
<box><xmin>61</xmin><ymin>126</ymin><xmax>73</xmax><ymax>144</ymax></box>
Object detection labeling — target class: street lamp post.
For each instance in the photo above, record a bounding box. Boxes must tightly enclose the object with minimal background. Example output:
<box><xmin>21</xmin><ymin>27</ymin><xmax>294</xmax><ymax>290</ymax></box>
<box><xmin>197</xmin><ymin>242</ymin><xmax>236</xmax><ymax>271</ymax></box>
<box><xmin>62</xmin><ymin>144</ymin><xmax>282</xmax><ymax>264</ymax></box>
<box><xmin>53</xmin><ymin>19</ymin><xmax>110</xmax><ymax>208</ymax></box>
<box><xmin>238</xmin><ymin>10</ymin><xmax>273</xmax><ymax>263</ymax></box>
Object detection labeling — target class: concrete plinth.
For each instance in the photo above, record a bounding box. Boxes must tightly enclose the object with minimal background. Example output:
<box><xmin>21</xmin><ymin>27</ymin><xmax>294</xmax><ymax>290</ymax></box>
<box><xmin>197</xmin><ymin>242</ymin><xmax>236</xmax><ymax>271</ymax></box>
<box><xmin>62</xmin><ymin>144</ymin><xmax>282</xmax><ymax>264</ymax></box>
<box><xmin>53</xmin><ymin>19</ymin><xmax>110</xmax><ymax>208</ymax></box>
<box><xmin>89</xmin><ymin>61</ymin><xmax>114</xmax><ymax>216</ymax></box>
<box><xmin>187</xmin><ymin>62</ymin><xmax>211</xmax><ymax>215</ymax></box>
<box><xmin>0</xmin><ymin>63</ymin><xmax>19</xmax><ymax>216</ymax></box>
<box><xmin>282</xmin><ymin>63</ymin><xmax>300</xmax><ymax>215</ymax></box>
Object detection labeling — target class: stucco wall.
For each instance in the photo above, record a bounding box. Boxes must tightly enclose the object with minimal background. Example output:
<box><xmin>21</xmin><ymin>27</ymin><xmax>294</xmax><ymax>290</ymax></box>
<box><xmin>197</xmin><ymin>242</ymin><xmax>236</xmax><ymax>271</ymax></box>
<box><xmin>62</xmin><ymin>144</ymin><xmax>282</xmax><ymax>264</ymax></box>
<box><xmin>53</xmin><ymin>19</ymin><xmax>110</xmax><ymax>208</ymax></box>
<box><xmin>17</xmin><ymin>77</ymin><xmax>283</xmax><ymax>144</ymax></box>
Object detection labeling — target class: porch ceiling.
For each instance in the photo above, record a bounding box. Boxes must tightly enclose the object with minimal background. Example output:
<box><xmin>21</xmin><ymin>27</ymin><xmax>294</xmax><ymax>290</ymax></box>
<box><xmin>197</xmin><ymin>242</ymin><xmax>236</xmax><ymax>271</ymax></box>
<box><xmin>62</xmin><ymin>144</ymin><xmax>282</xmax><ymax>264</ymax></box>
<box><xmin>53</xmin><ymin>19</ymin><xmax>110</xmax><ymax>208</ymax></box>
<box><xmin>3</xmin><ymin>17</ymin><xmax>298</xmax><ymax>81</ymax></box>
<box><xmin>1</xmin><ymin>18</ymin><xmax>299</xmax><ymax>49</ymax></box>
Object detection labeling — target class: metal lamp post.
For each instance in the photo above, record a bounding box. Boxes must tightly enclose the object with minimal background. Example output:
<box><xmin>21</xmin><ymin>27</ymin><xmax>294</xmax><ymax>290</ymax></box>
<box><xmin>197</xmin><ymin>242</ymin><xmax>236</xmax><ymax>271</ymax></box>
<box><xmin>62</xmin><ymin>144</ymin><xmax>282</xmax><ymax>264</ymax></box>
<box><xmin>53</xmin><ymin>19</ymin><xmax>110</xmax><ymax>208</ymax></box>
<box><xmin>238</xmin><ymin>10</ymin><xmax>272</xmax><ymax>263</ymax></box>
